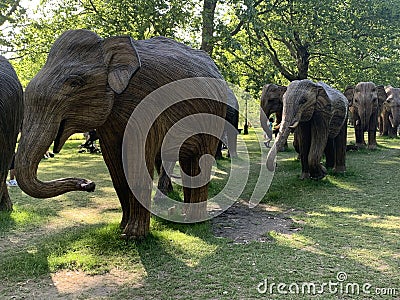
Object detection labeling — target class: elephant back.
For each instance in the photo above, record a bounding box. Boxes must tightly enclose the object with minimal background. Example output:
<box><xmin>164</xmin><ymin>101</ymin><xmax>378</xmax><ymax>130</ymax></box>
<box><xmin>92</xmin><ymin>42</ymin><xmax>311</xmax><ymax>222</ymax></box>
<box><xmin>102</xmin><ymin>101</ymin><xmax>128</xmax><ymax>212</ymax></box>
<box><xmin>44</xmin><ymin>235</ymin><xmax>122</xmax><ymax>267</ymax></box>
<box><xmin>318</xmin><ymin>82</ymin><xmax>348</xmax><ymax>138</ymax></box>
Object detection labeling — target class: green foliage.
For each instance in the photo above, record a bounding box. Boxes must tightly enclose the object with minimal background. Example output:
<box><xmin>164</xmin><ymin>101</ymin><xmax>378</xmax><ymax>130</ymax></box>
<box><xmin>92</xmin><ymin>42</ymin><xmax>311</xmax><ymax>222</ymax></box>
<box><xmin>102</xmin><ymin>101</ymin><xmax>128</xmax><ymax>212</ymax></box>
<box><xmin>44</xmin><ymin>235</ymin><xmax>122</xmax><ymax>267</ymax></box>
<box><xmin>3</xmin><ymin>0</ymin><xmax>400</xmax><ymax>95</ymax></box>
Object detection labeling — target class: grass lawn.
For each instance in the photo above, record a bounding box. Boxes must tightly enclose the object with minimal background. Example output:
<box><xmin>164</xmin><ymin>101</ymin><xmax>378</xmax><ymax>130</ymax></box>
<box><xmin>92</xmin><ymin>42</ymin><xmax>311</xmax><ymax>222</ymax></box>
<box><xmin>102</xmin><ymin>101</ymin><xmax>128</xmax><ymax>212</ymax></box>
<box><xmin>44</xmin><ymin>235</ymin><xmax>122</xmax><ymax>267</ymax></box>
<box><xmin>0</xmin><ymin>129</ymin><xmax>399</xmax><ymax>299</ymax></box>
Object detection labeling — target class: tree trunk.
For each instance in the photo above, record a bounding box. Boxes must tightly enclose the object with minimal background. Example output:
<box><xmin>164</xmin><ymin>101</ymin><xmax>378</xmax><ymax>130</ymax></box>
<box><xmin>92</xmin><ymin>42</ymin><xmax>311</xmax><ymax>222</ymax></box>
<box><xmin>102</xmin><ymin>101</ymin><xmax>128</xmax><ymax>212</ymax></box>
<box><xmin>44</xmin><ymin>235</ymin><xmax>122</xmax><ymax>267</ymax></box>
<box><xmin>201</xmin><ymin>0</ymin><xmax>218</xmax><ymax>55</ymax></box>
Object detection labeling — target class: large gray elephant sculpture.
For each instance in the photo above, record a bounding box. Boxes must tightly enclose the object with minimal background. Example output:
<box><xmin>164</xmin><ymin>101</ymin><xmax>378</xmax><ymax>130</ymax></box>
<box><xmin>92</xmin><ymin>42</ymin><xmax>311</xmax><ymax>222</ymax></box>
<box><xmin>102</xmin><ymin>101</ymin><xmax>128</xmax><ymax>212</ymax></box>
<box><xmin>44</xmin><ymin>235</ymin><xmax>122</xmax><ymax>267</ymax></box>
<box><xmin>0</xmin><ymin>55</ymin><xmax>23</xmax><ymax>211</ymax></box>
<box><xmin>378</xmin><ymin>86</ymin><xmax>400</xmax><ymax>137</ymax></box>
<box><xmin>344</xmin><ymin>82</ymin><xmax>386</xmax><ymax>149</ymax></box>
<box><xmin>260</xmin><ymin>83</ymin><xmax>287</xmax><ymax>151</ymax></box>
<box><xmin>267</xmin><ymin>80</ymin><xmax>348</xmax><ymax>180</ymax></box>
<box><xmin>15</xmin><ymin>29</ymin><xmax>228</xmax><ymax>239</ymax></box>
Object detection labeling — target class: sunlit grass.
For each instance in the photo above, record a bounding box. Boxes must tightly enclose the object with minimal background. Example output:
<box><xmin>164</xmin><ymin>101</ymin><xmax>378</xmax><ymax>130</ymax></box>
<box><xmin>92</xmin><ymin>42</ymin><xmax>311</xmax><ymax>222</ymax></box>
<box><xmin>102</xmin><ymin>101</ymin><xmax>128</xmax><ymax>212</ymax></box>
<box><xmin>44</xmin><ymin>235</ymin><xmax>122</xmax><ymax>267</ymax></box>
<box><xmin>0</xmin><ymin>129</ymin><xmax>399</xmax><ymax>299</ymax></box>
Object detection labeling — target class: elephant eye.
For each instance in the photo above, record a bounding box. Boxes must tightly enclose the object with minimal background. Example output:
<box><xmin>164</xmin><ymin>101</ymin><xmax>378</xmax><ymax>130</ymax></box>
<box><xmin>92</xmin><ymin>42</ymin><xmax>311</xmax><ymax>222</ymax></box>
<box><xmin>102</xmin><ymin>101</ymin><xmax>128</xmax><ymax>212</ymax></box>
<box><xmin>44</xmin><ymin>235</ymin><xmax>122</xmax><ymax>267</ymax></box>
<box><xmin>372</xmin><ymin>97</ymin><xmax>377</xmax><ymax>102</ymax></box>
<box><xmin>299</xmin><ymin>98</ymin><xmax>307</xmax><ymax>104</ymax></box>
<box><xmin>66</xmin><ymin>75</ymin><xmax>86</xmax><ymax>88</ymax></box>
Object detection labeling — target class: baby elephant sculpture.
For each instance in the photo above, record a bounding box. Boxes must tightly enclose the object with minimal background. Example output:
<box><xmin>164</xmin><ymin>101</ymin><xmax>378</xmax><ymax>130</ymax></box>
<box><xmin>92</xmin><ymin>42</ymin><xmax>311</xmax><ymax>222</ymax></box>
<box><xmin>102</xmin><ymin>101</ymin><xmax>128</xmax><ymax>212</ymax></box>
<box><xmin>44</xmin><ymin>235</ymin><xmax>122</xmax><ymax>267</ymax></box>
<box><xmin>0</xmin><ymin>55</ymin><xmax>23</xmax><ymax>211</ymax></box>
<box><xmin>267</xmin><ymin>80</ymin><xmax>348</xmax><ymax>180</ymax></box>
<box><xmin>15</xmin><ymin>29</ymin><xmax>228</xmax><ymax>239</ymax></box>
<box><xmin>260</xmin><ymin>83</ymin><xmax>287</xmax><ymax>151</ymax></box>
<box><xmin>345</xmin><ymin>82</ymin><xmax>386</xmax><ymax>149</ymax></box>
<box><xmin>379</xmin><ymin>86</ymin><xmax>400</xmax><ymax>137</ymax></box>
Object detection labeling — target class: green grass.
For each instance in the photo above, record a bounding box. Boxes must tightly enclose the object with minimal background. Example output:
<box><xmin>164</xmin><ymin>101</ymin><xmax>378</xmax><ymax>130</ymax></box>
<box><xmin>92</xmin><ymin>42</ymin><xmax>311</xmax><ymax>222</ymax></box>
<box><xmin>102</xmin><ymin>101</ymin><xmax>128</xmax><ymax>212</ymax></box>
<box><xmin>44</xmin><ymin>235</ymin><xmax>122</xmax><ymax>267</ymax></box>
<box><xmin>0</xmin><ymin>129</ymin><xmax>399</xmax><ymax>299</ymax></box>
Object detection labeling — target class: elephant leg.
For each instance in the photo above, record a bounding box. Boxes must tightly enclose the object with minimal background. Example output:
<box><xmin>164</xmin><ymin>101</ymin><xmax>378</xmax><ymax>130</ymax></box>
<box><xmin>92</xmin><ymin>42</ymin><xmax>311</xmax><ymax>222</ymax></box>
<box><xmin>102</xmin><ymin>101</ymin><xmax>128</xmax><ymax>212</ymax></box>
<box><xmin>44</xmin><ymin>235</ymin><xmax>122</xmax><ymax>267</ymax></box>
<box><xmin>367</xmin><ymin>113</ymin><xmax>378</xmax><ymax>149</ymax></box>
<box><xmin>123</xmin><ymin>157</ymin><xmax>154</xmax><ymax>239</ymax></box>
<box><xmin>324</xmin><ymin>138</ymin><xmax>335</xmax><ymax>169</ymax></box>
<box><xmin>180</xmin><ymin>156</ymin><xmax>210</xmax><ymax>221</ymax></box>
<box><xmin>297</xmin><ymin>123</ymin><xmax>311</xmax><ymax>179</ymax></box>
<box><xmin>309</xmin><ymin>114</ymin><xmax>329</xmax><ymax>180</ymax></box>
<box><xmin>155</xmin><ymin>154</ymin><xmax>173</xmax><ymax>197</ymax></box>
<box><xmin>226</xmin><ymin>128</ymin><xmax>238</xmax><ymax>158</ymax></box>
<box><xmin>333</xmin><ymin>123</ymin><xmax>347</xmax><ymax>173</ymax></box>
<box><xmin>388</xmin><ymin>121</ymin><xmax>397</xmax><ymax>137</ymax></box>
<box><xmin>97</xmin><ymin>130</ymin><xmax>131</xmax><ymax>230</ymax></box>
<box><xmin>0</xmin><ymin>177</ymin><xmax>12</xmax><ymax>211</ymax></box>
<box><xmin>354</xmin><ymin>114</ymin><xmax>366</xmax><ymax>148</ymax></box>
<box><xmin>215</xmin><ymin>141</ymin><xmax>223</xmax><ymax>159</ymax></box>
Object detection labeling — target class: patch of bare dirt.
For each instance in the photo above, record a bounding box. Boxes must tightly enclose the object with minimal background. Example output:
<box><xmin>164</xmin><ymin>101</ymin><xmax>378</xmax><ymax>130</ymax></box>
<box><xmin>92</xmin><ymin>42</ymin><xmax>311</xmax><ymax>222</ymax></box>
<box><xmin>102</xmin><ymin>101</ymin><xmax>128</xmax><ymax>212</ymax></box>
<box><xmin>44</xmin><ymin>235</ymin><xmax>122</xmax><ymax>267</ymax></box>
<box><xmin>212</xmin><ymin>200</ymin><xmax>301</xmax><ymax>244</ymax></box>
<box><xmin>2</xmin><ymin>268</ymin><xmax>143</xmax><ymax>299</ymax></box>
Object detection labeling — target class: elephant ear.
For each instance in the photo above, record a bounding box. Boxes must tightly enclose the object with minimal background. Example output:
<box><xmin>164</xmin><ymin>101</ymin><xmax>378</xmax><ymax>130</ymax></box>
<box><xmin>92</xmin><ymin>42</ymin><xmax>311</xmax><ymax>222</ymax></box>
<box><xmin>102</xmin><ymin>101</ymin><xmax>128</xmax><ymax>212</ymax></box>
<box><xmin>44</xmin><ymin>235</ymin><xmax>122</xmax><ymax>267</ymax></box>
<box><xmin>344</xmin><ymin>86</ymin><xmax>354</xmax><ymax>107</ymax></box>
<box><xmin>102</xmin><ymin>36</ymin><xmax>141</xmax><ymax>94</ymax></box>
<box><xmin>316</xmin><ymin>85</ymin><xmax>332</xmax><ymax>114</ymax></box>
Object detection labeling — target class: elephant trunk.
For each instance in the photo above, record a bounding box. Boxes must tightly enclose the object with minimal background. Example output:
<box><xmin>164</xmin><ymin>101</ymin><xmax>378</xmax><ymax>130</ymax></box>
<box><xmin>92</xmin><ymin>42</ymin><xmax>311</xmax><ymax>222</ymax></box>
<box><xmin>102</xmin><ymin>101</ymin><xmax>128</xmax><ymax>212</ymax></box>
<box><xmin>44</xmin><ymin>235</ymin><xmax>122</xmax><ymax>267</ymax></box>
<box><xmin>266</xmin><ymin>119</ymin><xmax>292</xmax><ymax>172</ymax></box>
<box><xmin>15</xmin><ymin>119</ymin><xmax>95</xmax><ymax>199</ymax></box>
<box><xmin>260</xmin><ymin>107</ymin><xmax>272</xmax><ymax>140</ymax></box>
<box><xmin>359</xmin><ymin>108</ymin><xmax>371</xmax><ymax>132</ymax></box>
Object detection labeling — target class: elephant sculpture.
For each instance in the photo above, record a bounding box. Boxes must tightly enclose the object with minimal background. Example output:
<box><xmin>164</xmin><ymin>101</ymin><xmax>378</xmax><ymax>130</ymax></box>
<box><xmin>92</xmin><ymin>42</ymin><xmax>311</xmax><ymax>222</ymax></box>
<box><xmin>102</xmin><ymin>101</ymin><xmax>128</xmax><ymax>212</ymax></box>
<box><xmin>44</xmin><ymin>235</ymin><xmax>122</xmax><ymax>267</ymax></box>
<box><xmin>260</xmin><ymin>83</ymin><xmax>287</xmax><ymax>151</ymax></box>
<box><xmin>0</xmin><ymin>55</ymin><xmax>23</xmax><ymax>211</ymax></box>
<box><xmin>15</xmin><ymin>29</ymin><xmax>228</xmax><ymax>239</ymax></box>
<box><xmin>344</xmin><ymin>82</ymin><xmax>386</xmax><ymax>149</ymax></box>
<box><xmin>378</xmin><ymin>86</ymin><xmax>400</xmax><ymax>137</ymax></box>
<box><xmin>266</xmin><ymin>80</ymin><xmax>348</xmax><ymax>180</ymax></box>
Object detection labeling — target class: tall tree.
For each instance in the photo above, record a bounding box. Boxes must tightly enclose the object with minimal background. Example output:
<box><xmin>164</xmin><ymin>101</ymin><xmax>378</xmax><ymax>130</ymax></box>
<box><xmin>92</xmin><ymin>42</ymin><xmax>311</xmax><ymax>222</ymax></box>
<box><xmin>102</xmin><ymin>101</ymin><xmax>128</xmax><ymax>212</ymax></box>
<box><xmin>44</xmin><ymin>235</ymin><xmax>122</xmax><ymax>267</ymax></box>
<box><xmin>200</xmin><ymin>0</ymin><xmax>217</xmax><ymax>55</ymax></box>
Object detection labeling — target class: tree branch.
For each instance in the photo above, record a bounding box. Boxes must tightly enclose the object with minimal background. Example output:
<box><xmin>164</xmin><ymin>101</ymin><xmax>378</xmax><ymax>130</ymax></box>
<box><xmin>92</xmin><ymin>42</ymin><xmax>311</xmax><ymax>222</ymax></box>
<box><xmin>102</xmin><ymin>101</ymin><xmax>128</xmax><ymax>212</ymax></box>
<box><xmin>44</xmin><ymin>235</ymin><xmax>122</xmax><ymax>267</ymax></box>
<box><xmin>257</xmin><ymin>30</ymin><xmax>297</xmax><ymax>81</ymax></box>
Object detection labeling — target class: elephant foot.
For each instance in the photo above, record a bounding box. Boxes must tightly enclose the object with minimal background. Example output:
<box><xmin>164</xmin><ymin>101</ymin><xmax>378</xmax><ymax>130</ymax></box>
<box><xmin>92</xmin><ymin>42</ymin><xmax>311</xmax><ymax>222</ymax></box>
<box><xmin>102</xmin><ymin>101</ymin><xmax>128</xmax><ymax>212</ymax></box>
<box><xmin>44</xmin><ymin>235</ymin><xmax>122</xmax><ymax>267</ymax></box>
<box><xmin>121</xmin><ymin>219</ymin><xmax>150</xmax><ymax>240</ymax></box>
<box><xmin>310</xmin><ymin>165</ymin><xmax>327</xmax><ymax>180</ymax></box>
<box><xmin>228</xmin><ymin>151</ymin><xmax>237</xmax><ymax>158</ymax></box>
<box><xmin>300</xmin><ymin>172</ymin><xmax>310</xmax><ymax>180</ymax></box>
<box><xmin>119</xmin><ymin>215</ymin><xmax>129</xmax><ymax>230</ymax></box>
<box><xmin>182</xmin><ymin>201</ymin><xmax>207</xmax><ymax>222</ymax></box>
<box><xmin>355</xmin><ymin>143</ymin><xmax>366</xmax><ymax>149</ymax></box>
<box><xmin>334</xmin><ymin>165</ymin><xmax>346</xmax><ymax>173</ymax></box>
<box><xmin>278</xmin><ymin>145</ymin><xmax>288</xmax><ymax>152</ymax></box>
<box><xmin>367</xmin><ymin>144</ymin><xmax>377</xmax><ymax>150</ymax></box>
<box><xmin>0</xmin><ymin>195</ymin><xmax>13</xmax><ymax>212</ymax></box>
<box><xmin>0</xmin><ymin>190</ymin><xmax>12</xmax><ymax>211</ymax></box>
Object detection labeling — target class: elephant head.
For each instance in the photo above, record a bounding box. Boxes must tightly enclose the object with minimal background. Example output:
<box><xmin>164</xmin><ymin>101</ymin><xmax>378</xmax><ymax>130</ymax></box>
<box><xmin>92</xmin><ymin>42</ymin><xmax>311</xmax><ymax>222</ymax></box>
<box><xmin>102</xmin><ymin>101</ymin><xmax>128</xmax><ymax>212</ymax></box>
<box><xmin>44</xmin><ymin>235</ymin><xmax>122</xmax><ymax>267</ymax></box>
<box><xmin>15</xmin><ymin>29</ymin><xmax>141</xmax><ymax>198</ymax></box>
<box><xmin>266</xmin><ymin>80</ymin><xmax>330</xmax><ymax>171</ymax></box>
<box><xmin>384</xmin><ymin>86</ymin><xmax>400</xmax><ymax>130</ymax></box>
<box><xmin>260</xmin><ymin>84</ymin><xmax>286</xmax><ymax>134</ymax></box>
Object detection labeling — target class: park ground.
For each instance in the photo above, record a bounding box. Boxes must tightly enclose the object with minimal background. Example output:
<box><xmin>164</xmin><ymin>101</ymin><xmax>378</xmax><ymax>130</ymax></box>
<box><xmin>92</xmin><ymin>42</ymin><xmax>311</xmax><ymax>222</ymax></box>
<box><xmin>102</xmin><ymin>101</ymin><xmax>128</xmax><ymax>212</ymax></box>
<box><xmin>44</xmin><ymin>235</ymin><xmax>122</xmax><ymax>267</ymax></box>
<box><xmin>0</xmin><ymin>128</ymin><xmax>399</xmax><ymax>299</ymax></box>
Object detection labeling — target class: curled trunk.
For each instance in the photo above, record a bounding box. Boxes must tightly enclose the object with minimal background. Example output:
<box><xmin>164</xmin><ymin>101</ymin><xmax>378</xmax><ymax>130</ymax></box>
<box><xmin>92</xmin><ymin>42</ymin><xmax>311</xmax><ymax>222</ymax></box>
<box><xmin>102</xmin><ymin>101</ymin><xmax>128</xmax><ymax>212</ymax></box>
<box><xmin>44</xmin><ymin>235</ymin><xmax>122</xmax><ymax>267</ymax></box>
<box><xmin>15</xmin><ymin>121</ymin><xmax>95</xmax><ymax>198</ymax></box>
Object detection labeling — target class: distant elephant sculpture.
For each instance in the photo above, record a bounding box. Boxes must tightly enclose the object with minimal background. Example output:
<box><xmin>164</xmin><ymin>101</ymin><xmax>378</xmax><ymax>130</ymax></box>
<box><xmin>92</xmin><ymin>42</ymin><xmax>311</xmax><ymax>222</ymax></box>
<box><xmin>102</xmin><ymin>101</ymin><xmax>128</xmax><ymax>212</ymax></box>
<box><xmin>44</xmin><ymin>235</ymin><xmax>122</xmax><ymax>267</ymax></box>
<box><xmin>15</xmin><ymin>29</ymin><xmax>228</xmax><ymax>239</ymax></box>
<box><xmin>267</xmin><ymin>80</ymin><xmax>348</xmax><ymax>180</ymax></box>
<box><xmin>344</xmin><ymin>82</ymin><xmax>386</xmax><ymax>149</ymax></box>
<box><xmin>379</xmin><ymin>86</ymin><xmax>400</xmax><ymax>137</ymax></box>
<box><xmin>0</xmin><ymin>55</ymin><xmax>23</xmax><ymax>211</ymax></box>
<box><xmin>260</xmin><ymin>84</ymin><xmax>287</xmax><ymax>151</ymax></box>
